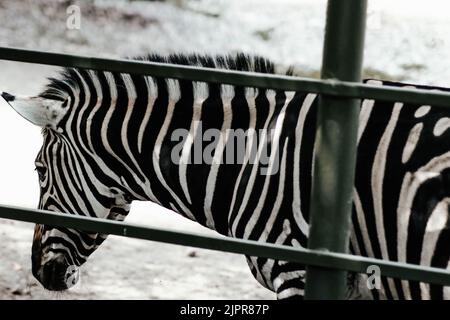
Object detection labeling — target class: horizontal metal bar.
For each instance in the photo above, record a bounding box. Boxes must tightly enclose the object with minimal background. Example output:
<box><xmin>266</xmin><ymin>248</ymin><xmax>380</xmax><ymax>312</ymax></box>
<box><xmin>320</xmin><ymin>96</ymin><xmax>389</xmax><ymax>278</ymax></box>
<box><xmin>0</xmin><ymin>204</ymin><xmax>449</xmax><ymax>286</ymax></box>
<box><xmin>1</xmin><ymin>46</ymin><xmax>450</xmax><ymax>107</ymax></box>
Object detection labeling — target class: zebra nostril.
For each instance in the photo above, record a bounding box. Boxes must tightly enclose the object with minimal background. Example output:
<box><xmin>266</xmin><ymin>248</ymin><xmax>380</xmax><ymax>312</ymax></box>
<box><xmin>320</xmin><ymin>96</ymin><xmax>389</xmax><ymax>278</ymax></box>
<box><xmin>1</xmin><ymin>92</ymin><xmax>15</xmax><ymax>102</ymax></box>
<box><xmin>65</xmin><ymin>265</ymin><xmax>80</xmax><ymax>287</ymax></box>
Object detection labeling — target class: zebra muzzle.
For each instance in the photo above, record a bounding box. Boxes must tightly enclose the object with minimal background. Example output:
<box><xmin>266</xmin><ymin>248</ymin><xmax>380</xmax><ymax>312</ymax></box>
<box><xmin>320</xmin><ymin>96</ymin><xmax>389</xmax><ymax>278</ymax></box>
<box><xmin>38</xmin><ymin>255</ymin><xmax>80</xmax><ymax>291</ymax></box>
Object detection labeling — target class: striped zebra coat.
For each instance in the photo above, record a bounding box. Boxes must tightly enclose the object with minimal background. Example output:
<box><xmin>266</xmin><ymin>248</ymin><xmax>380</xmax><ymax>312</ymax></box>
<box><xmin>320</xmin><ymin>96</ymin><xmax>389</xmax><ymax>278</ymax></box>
<box><xmin>2</xmin><ymin>53</ymin><xmax>450</xmax><ymax>299</ymax></box>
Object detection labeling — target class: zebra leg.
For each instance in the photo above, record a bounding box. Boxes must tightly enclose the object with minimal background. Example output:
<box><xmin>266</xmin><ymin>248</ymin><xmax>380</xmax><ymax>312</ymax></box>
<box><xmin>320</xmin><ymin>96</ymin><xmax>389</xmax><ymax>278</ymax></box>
<box><xmin>245</xmin><ymin>256</ymin><xmax>305</xmax><ymax>299</ymax></box>
<box><xmin>273</xmin><ymin>268</ymin><xmax>374</xmax><ymax>300</ymax></box>
<box><xmin>346</xmin><ymin>272</ymin><xmax>376</xmax><ymax>300</ymax></box>
<box><xmin>272</xmin><ymin>263</ymin><xmax>306</xmax><ymax>300</ymax></box>
<box><xmin>246</xmin><ymin>256</ymin><xmax>374</xmax><ymax>299</ymax></box>
<box><xmin>274</xmin><ymin>265</ymin><xmax>376</xmax><ymax>299</ymax></box>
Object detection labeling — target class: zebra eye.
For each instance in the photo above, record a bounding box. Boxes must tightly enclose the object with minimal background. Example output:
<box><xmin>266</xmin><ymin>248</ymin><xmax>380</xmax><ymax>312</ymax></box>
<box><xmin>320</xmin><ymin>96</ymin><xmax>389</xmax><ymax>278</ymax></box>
<box><xmin>35</xmin><ymin>165</ymin><xmax>46</xmax><ymax>182</ymax></box>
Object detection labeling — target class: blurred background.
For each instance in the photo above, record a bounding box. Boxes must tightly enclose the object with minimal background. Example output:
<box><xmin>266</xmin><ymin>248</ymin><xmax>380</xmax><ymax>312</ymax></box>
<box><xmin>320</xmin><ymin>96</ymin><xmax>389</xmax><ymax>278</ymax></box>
<box><xmin>0</xmin><ymin>0</ymin><xmax>449</xmax><ymax>299</ymax></box>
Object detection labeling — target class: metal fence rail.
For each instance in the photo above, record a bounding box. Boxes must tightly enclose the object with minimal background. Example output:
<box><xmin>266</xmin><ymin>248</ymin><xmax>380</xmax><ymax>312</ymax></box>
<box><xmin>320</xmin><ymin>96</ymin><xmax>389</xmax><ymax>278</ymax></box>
<box><xmin>2</xmin><ymin>46</ymin><xmax>450</xmax><ymax>107</ymax></box>
<box><xmin>1</xmin><ymin>0</ymin><xmax>450</xmax><ymax>300</ymax></box>
<box><xmin>1</xmin><ymin>204</ymin><xmax>450</xmax><ymax>287</ymax></box>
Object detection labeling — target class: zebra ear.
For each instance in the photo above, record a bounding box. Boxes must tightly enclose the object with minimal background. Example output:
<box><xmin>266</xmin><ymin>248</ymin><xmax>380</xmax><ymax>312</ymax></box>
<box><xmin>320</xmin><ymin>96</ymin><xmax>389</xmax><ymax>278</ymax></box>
<box><xmin>1</xmin><ymin>92</ymin><xmax>68</xmax><ymax>128</ymax></box>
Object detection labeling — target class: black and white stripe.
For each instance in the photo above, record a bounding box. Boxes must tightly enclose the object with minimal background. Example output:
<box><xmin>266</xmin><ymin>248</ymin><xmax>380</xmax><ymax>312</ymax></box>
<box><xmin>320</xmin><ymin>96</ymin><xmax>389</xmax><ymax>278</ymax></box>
<box><xmin>11</xmin><ymin>53</ymin><xmax>450</xmax><ymax>299</ymax></box>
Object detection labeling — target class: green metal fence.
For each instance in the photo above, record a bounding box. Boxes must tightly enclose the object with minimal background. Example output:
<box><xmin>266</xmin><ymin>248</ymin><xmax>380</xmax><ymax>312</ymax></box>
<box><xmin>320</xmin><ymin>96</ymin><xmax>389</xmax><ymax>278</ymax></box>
<box><xmin>1</xmin><ymin>0</ymin><xmax>450</xmax><ymax>299</ymax></box>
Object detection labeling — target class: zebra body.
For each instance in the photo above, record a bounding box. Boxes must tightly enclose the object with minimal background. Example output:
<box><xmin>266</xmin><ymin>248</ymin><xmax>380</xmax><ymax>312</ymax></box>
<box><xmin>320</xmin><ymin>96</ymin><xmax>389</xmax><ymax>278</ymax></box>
<box><xmin>2</xmin><ymin>53</ymin><xmax>450</xmax><ymax>299</ymax></box>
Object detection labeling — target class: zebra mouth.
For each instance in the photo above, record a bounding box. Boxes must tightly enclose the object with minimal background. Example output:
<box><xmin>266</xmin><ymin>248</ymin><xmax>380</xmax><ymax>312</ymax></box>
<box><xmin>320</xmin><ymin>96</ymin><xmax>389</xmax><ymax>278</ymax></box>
<box><xmin>37</xmin><ymin>256</ymin><xmax>80</xmax><ymax>291</ymax></box>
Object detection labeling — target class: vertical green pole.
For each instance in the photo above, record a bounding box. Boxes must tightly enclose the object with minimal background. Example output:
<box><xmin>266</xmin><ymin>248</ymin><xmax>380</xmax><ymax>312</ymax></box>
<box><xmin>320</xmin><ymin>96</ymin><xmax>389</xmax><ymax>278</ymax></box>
<box><xmin>304</xmin><ymin>0</ymin><xmax>367</xmax><ymax>300</ymax></box>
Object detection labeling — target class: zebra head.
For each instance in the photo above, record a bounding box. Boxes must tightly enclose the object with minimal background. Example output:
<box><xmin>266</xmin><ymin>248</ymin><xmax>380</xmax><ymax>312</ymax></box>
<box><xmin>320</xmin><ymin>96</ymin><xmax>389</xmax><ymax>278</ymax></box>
<box><xmin>1</xmin><ymin>82</ymin><xmax>132</xmax><ymax>291</ymax></box>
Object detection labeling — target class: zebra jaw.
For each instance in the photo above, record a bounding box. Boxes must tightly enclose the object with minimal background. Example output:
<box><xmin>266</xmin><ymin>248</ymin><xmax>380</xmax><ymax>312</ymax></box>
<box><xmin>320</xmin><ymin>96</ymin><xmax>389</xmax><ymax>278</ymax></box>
<box><xmin>1</xmin><ymin>91</ymin><xmax>67</xmax><ymax>129</ymax></box>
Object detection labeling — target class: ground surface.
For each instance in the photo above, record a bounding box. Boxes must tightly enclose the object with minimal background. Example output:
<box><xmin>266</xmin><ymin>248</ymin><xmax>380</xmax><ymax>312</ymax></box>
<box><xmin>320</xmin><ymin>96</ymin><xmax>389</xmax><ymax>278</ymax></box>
<box><xmin>0</xmin><ymin>0</ymin><xmax>449</xmax><ymax>299</ymax></box>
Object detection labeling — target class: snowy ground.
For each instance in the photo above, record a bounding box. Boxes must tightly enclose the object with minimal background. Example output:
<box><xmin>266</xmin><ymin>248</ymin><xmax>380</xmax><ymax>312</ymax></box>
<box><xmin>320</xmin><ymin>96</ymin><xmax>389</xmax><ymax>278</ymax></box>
<box><xmin>0</xmin><ymin>0</ymin><xmax>449</xmax><ymax>299</ymax></box>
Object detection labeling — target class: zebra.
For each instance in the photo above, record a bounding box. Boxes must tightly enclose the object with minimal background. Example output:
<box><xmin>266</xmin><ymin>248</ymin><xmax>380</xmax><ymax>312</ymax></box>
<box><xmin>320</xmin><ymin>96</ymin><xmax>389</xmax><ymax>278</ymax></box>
<box><xmin>1</xmin><ymin>53</ymin><xmax>450</xmax><ymax>299</ymax></box>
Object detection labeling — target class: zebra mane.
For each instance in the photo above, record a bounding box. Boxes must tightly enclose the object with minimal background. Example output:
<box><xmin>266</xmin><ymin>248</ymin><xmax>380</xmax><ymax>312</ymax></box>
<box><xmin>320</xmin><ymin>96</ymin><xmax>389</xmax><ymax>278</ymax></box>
<box><xmin>39</xmin><ymin>52</ymin><xmax>292</xmax><ymax>101</ymax></box>
<box><xmin>138</xmin><ymin>52</ymin><xmax>283</xmax><ymax>74</ymax></box>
